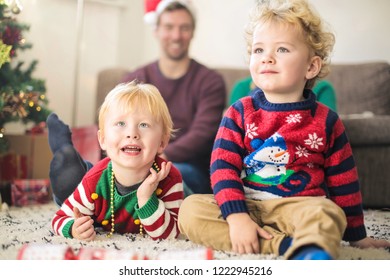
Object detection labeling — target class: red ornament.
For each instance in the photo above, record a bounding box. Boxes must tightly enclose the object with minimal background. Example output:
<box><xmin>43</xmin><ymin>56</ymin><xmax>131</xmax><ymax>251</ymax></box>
<box><xmin>2</xmin><ymin>24</ymin><xmax>22</xmax><ymax>46</ymax></box>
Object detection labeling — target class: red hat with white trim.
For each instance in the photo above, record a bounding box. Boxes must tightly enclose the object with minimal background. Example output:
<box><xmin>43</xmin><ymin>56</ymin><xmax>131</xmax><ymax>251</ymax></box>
<box><xmin>143</xmin><ymin>0</ymin><xmax>196</xmax><ymax>25</ymax></box>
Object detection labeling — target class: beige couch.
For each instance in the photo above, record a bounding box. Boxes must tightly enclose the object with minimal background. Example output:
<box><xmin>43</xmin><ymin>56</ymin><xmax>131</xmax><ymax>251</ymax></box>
<box><xmin>96</xmin><ymin>62</ymin><xmax>390</xmax><ymax>208</ymax></box>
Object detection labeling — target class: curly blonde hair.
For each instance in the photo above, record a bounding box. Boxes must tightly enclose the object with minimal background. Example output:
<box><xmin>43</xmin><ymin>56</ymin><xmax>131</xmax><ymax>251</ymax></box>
<box><xmin>245</xmin><ymin>0</ymin><xmax>335</xmax><ymax>88</ymax></box>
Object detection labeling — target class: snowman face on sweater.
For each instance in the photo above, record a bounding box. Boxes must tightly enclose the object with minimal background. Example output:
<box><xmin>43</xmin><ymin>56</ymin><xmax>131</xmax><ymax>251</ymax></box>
<box><xmin>246</xmin><ymin>133</ymin><xmax>289</xmax><ymax>163</ymax></box>
<box><xmin>243</xmin><ymin>132</ymin><xmax>290</xmax><ymax>179</ymax></box>
<box><xmin>251</xmin><ymin>143</ymin><xmax>289</xmax><ymax>165</ymax></box>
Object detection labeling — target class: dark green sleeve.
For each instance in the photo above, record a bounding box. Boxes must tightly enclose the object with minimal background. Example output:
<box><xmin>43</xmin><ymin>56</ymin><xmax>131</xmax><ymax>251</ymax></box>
<box><xmin>313</xmin><ymin>80</ymin><xmax>337</xmax><ymax>112</ymax></box>
<box><xmin>229</xmin><ymin>77</ymin><xmax>253</xmax><ymax>106</ymax></box>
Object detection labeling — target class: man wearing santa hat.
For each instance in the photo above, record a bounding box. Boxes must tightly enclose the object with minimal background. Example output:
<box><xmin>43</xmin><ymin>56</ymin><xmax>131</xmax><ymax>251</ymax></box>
<box><xmin>47</xmin><ymin>0</ymin><xmax>226</xmax><ymax>202</ymax></box>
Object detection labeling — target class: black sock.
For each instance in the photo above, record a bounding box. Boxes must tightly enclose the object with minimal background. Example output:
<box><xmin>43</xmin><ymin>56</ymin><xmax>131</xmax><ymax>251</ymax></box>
<box><xmin>46</xmin><ymin>113</ymin><xmax>73</xmax><ymax>154</ymax></box>
<box><xmin>49</xmin><ymin>144</ymin><xmax>88</xmax><ymax>205</ymax></box>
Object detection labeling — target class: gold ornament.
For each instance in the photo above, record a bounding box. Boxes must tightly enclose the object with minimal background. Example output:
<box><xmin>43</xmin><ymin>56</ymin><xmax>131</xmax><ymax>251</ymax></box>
<box><xmin>107</xmin><ymin>170</ymin><xmax>116</xmax><ymax>238</ymax></box>
<box><xmin>0</xmin><ymin>40</ymin><xmax>12</xmax><ymax>68</ymax></box>
<box><xmin>6</xmin><ymin>0</ymin><xmax>23</xmax><ymax>14</ymax></box>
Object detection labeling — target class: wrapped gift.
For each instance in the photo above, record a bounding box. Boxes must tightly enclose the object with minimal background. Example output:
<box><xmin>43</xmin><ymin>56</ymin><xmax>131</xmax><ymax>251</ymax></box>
<box><xmin>6</xmin><ymin>134</ymin><xmax>51</xmax><ymax>179</ymax></box>
<box><xmin>17</xmin><ymin>244</ymin><xmax>214</xmax><ymax>260</ymax></box>
<box><xmin>0</xmin><ymin>153</ymin><xmax>28</xmax><ymax>205</ymax></box>
<box><xmin>0</xmin><ymin>153</ymin><xmax>28</xmax><ymax>182</ymax></box>
<box><xmin>17</xmin><ymin>244</ymin><xmax>75</xmax><ymax>260</ymax></box>
<box><xmin>77</xmin><ymin>247</ymin><xmax>146</xmax><ymax>260</ymax></box>
<box><xmin>157</xmin><ymin>247</ymin><xmax>214</xmax><ymax>260</ymax></box>
<box><xmin>11</xmin><ymin>179</ymin><xmax>51</xmax><ymax>206</ymax></box>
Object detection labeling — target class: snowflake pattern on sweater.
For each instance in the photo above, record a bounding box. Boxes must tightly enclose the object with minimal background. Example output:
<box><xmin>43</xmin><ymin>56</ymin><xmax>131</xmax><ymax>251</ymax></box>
<box><xmin>52</xmin><ymin>156</ymin><xmax>183</xmax><ymax>240</ymax></box>
<box><xmin>210</xmin><ymin>89</ymin><xmax>366</xmax><ymax>242</ymax></box>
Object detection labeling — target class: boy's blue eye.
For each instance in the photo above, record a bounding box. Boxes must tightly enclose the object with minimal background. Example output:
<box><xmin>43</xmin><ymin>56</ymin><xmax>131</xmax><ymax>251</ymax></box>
<box><xmin>139</xmin><ymin>123</ymin><xmax>149</xmax><ymax>128</ymax></box>
<box><xmin>277</xmin><ymin>47</ymin><xmax>289</xmax><ymax>53</ymax></box>
<box><xmin>116</xmin><ymin>121</ymin><xmax>126</xmax><ymax>127</ymax></box>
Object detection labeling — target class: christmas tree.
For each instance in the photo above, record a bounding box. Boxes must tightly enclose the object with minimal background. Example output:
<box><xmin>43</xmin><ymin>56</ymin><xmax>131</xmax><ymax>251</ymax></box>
<box><xmin>0</xmin><ymin>0</ymin><xmax>51</xmax><ymax>153</ymax></box>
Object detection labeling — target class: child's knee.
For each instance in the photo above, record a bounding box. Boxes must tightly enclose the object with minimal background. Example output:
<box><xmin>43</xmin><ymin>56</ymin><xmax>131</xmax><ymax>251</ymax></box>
<box><xmin>178</xmin><ymin>195</ymin><xmax>205</xmax><ymax>230</ymax></box>
<box><xmin>179</xmin><ymin>194</ymin><xmax>203</xmax><ymax>215</ymax></box>
<box><xmin>178</xmin><ymin>194</ymin><xmax>216</xmax><ymax>235</ymax></box>
<box><xmin>310</xmin><ymin>197</ymin><xmax>347</xmax><ymax>232</ymax></box>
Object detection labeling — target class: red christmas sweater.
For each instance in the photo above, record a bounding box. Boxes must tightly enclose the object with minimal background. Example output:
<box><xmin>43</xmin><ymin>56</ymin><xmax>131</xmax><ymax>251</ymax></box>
<box><xmin>52</xmin><ymin>156</ymin><xmax>183</xmax><ymax>240</ymax></box>
<box><xmin>211</xmin><ymin>89</ymin><xmax>366</xmax><ymax>241</ymax></box>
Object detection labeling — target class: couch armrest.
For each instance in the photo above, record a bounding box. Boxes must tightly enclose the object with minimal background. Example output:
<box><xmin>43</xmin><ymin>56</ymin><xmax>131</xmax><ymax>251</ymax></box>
<box><xmin>342</xmin><ymin>115</ymin><xmax>390</xmax><ymax>146</ymax></box>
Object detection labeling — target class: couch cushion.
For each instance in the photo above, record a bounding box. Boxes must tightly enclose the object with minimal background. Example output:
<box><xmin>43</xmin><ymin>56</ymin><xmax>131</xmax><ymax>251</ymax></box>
<box><xmin>327</xmin><ymin>62</ymin><xmax>390</xmax><ymax>115</ymax></box>
<box><xmin>342</xmin><ymin>115</ymin><xmax>390</xmax><ymax>146</ymax></box>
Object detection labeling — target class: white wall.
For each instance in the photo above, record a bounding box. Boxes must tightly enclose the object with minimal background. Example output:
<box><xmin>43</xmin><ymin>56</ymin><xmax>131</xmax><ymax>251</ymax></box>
<box><xmin>7</xmin><ymin>0</ymin><xmax>123</xmax><ymax>132</ymax></box>
<box><xmin>134</xmin><ymin>0</ymin><xmax>390</xmax><ymax>68</ymax></box>
<box><xmin>310</xmin><ymin>0</ymin><xmax>390</xmax><ymax>63</ymax></box>
<box><xmin>6</xmin><ymin>0</ymin><xmax>390</xmax><ymax>132</ymax></box>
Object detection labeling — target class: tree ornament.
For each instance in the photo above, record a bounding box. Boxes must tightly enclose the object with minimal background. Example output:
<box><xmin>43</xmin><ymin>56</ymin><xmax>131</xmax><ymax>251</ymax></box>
<box><xmin>0</xmin><ymin>1</ymin><xmax>51</xmax><ymax>154</ymax></box>
<box><xmin>5</xmin><ymin>0</ymin><xmax>23</xmax><ymax>14</ymax></box>
<box><xmin>0</xmin><ymin>40</ymin><xmax>12</xmax><ymax>68</ymax></box>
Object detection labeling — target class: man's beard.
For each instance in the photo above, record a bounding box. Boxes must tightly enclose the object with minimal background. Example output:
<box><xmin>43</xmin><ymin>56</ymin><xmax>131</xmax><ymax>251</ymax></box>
<box><xmin>164</xmin><ymin>41</ymin><xmax>189</xmax><ymax>61</ymax></box>
<box><xmin>166</xmin><ymin>50</ymin><xmax>188</xmax><ymax>61</ymax></box>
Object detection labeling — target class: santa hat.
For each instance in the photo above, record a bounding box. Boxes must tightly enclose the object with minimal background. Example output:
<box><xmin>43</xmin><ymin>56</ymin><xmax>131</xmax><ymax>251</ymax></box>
<box><xmin>144</xmin><ymin>0</ymin><xmax>196</xmax><ymax>26</ymax></box>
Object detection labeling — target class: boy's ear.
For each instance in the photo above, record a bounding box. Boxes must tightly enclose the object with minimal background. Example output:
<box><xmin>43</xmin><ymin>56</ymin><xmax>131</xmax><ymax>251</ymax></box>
<box><xmin>97</xmin><ymin>130</ymin><xmax>106</xmax><ymax>151</ymax></box>
<box><xmin>306</xmin><ymin>56</ymin><xmax>322</xmax><ymax>80</ymax></box>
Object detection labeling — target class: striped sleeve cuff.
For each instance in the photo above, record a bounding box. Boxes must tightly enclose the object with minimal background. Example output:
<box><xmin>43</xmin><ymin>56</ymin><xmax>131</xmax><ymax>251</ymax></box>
<box><xmin>220</xmin><ymin>199</ymin><xmax>248</xmax><ymax>219</ymax></box>
<box><xmin>136</xmin><ymin>194</ymin><xmax>160</xmax><ymax>220</ymax></box>
<box><xmin>343</xmin><ymin>224</ymin><xmax>367</xmax><ymax>242</ymax></box>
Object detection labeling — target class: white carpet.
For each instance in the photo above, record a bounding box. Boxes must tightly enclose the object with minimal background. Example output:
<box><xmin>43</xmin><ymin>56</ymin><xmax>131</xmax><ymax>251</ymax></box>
<box><xmin>1</xmin><ymin>202</ymin><xmax>389</xmax><ymax>260</ymax></box>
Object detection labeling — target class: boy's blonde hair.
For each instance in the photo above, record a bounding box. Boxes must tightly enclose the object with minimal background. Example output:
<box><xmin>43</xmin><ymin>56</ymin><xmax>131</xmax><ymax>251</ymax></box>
<box><xmin>245</xmin><ymin>0</ymin><xmax>335</xmax><ymax>88</ymax></box>
<box><xmin>98</xmin><ymin>80</ymin><xmax>174</xmax><ymax>139</ymax></box>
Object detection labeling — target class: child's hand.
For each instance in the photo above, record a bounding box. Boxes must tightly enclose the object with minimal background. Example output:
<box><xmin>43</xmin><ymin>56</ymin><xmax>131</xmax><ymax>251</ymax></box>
<box><xmin>226</xmin><ymin>212</ymin><xmax>273</xmax><ymax>254</ymax></box>
<box><xmin>350</xmin><ymin>237</ymin><xmax>390</xmax><ymax>249</ymax></box>
<box><xmin>137</xmin><ymin>161</ymin><xmax>172</xmax><ymax>207</ymax></box>
<box><xmin>71</xmin><ymin>207</ymin><xmax>96</xmax><ymax>241</ymax></box>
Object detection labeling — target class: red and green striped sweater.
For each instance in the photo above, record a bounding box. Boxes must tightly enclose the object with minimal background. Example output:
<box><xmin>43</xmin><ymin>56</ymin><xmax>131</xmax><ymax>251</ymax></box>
<box><xmin>52</xmin><ymin>156</ymin><xmax>183</xmax><ymax>240</ymax></box>
<box><xmin>211</xmin><ymin>89</ymin><xmax>366</xmax><ymax>242</ymax></box>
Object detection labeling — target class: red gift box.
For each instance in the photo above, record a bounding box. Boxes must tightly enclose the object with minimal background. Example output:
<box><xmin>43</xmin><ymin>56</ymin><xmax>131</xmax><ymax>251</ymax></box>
<box><xmin>17</xmin><ymin>244</ymin><xmax>75</xmax><ymax>260</ymax></box>
<box><xmin>0</xmin><ymin>153</ymin><xmax>28</xmax><ymax>205</ymax></box>
<box><xmin>6</xmin><ymin>134</ymin><xmax>51</xmax><ymax>179</ymax></box>
<box><xmin>11</xmin><ymin>179</ymin><xmax>51</xmax><ymax>207</ymax></box>
<box><xmin>0</xmin><ymin>153</ymin><xmax>28</xmax><ymax>182</ymax></box>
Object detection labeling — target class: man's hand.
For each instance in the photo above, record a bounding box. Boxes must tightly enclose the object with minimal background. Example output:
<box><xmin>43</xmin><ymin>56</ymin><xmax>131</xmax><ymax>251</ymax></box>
<box><xmin>226</xmin><ymin>212</ymin><xmax>273</xmax><ymax>254</ymax></box>
<box><xmin>71</xmin><ymin>207</ymin><xmax>96</xmax><ymax>241</ymax></box>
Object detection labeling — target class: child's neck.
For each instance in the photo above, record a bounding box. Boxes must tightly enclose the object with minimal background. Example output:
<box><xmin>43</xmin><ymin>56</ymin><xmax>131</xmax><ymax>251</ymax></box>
<box><xmin>112</xmin><ymin>164</ymin><xmax>152</xmax><ymax>187</ymax></box>
<box><xmin>263</xmin><ymin>91</ymin><xmax>306</xmax><ymax>103</ymax></box>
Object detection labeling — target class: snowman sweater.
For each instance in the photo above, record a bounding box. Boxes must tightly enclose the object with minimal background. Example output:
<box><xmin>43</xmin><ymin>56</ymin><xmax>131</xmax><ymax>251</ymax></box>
<box><xmin>52</xmin><ymin>156</ymin><xmax>183</xmax><ymax>240</ymax></box>
<box><xmin>211</xmin><ymin>89</ymin><xmax>366</xmax><ymax>242</ymax></box>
